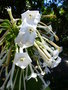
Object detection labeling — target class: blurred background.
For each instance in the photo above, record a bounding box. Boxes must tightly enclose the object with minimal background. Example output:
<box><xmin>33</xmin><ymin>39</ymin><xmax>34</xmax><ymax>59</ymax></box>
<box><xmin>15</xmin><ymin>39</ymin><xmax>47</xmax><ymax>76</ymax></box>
<box><xmin>0</xmin><ymin>0</ymin><xmax>68</xmax><ymax>90</ymax></box>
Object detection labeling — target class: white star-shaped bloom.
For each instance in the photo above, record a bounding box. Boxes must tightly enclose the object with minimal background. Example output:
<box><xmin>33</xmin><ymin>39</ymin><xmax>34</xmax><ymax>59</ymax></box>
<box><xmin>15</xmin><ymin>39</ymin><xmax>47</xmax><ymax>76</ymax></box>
<box><xmin>14</xmin><ymin>52</ymin><xmax>32</xmax><ymax>69</ymax></box>
<box><xmin>15</xmin><ymin>23</ymin><xmax>36</xmax><ymax>48</ymax></box>
<box><xmin>21</xmin><ymin>10</ymin><xmax>40</xmax><ymax>25</ymax></box>
<box><xmin>27</xmin><ymin>72</ymin><xmax>37</xmax><ymax>80</ymax></box>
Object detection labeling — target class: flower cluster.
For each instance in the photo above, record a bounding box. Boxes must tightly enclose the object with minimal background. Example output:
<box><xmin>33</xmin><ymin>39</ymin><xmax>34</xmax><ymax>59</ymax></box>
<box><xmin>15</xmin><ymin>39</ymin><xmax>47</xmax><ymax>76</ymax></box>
<box><xmin>0</xmin><ymin>7</ymin><xmax>62</xmax><ymax>90</ymax></box>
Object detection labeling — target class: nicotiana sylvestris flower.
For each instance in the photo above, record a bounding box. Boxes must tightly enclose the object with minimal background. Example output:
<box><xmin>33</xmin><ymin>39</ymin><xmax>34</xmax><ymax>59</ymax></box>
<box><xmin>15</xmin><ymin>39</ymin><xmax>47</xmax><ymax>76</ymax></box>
<box><xmin>21</xmin><ymin>10</ymin><xmax>40</xmax><ymax>26</ymax></box>
<box><xmin>34</xmin><ymin>41</ymin><xmax>61</xmax><ymax>68</ymax></box>
<box><xmin>42</xmin><ymin>56</ymin><xmax>61</xmax><ymax>68</ymax></box>
<box><xmin>50</xmin><ymin>57</ymin><xmax>61</xmax><ymax>68</ymax></box>
<box><xmin>15</xmin><ymin>23</ymin><xmax>36</xmax><ymax>48</ymax></box>
<box><xmin>14</xmin><ymin>50</ymin><xmax>32</xmax><ymax>69</ymax></box>
<box><xmin>27</xmin><ymin>64</ymin><xmax>37</xmax><ymax>81</ymax></box>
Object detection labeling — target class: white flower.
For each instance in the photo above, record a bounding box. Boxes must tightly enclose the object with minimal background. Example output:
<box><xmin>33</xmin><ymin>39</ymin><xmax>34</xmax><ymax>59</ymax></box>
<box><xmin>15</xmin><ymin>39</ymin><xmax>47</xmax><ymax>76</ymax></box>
<box><xmin>27</xmin><ymin>64</ymin><xmax>37</xmax><ymax>81</ymax></box>
<box><xmin>27</xmin><ymin>72</ymin><xmax>37</xmax><ymax>80</ymax></box>
<box><xmin>41</xmin><ymin>71</ymin><xmax>45</xmax><ymax>76</ymax></box>
<box><xmin>21</xmin><ymin>10</ymin><xmax>40</xmax><ymax>25</ymax></box>
<box><xmin>14</xmin><ymin>51</ymin><xmax>32</xmax><ymax>69</ymax></box>
<box><xmin>52</xmin><ymin>50</ymin><xmax>59</xmax><ymax>59</ymax></box>
<box><xmin>15</xmin><ymin>23</ymin><xmax>36</xmax><ymax>48</ymax></box>
<box><xmin>43</xmin><ymin>36</ymin><xmax>62</xmax><ymax>52</ymax></box>
<box><xmin>51</xmin><ymin>57</ymin><xmax>61</xmax><ymax>68</ymax></box>
<box><xmin>34</xmin><ymin>42</ymin><xmax>54</xmax><ymax>67</ymax></box>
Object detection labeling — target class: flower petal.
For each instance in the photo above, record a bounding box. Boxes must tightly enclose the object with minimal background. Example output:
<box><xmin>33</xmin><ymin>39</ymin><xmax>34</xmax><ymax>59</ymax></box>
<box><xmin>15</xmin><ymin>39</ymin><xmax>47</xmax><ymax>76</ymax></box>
<box><xmin>15</xmin><ymin>23</ymin><xmax>36</xmax><ymax>48</ymax></box>
<box><xmin>21</xmin><ymin>10</ymin><xmax>40</xmax><ymax>25</ymax></box>
<box><xmin>14</xmin><ymin>52</ymin><xmax>32</xmax><ymax>69</ymax></box>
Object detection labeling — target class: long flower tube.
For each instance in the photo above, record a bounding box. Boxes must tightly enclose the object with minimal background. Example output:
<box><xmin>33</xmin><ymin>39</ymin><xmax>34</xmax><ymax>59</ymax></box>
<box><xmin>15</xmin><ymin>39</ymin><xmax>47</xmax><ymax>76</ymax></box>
<box><xmin>25</xmin><ymin>66</ymin><xmax>28</xmax><ymax>80</ymax></box>
<box><xmin>12</xmin><ymin>68</ymin><xmax>19</xmax><ymax>90</ymax></box>
<box><xmin>39</xmin><ymin>22</ymin><xmax>59</xmax><ymax>41</ymax></box>
<box><xmin>37</xmin><ymin>60</ymin><xmax>45</xmax><ymax>76</ymax></box>
<box><xmin>37</xmin><ymin>25</ymin><xmax>54</xmax><ymax>35</ymax></box>
<box><xmin>34</xmin><ymin>42</ymin><xmax>49</xmax><ymax>60</ymax></box>
<box><xmin>36</xmin><ymin>41</ymin><xmax>52</xmax><ymax>58</ymax></box>
<box><xmin>23</xmin><ymin>70</ymin><xmax>26</xmax><ymax>90</ymax></box>
<box><xmin>36</xmin><ymin>40</ymin><xmax>59</xmax><ymax>59</ymax></box>
<box><xmin>34</xmin><ymin>42</ymin><xmax>53</xmax><ymax>67</ymax></box>
<box><xmin>37</xmin><ymin>25</ymin><xmax>54</xmax><ymax>41</ymax></box>
<box><xmin>32</xmin><ymin>65</ymin><xmax>50</xmax><ymax>89</ymax></box>
<box><xmin>5</xmin><ymin>46</ymin><xmax>12</xmax><ymax>78</ymax></box>
<box><xmin>34</xmin><ymin>41</ymin><xmax>61</xmax><ymax>68</ymax></box>
<box><xmin>7</xmin><ymin>64</ymin><xmax>15</xmax><ymax>89</ymax></box>
<box><xmin>42</xmin><ymin>36</ymin><xmax>63</xmax><ymax>53</ymax></box>
<box><xmin>36</xmin><ymin>30</ymin><xmax>45</xmax><ymax>43</ymax></box>
<box><xmin>27</xmin><ymin>64</ymin><xmax>37</xmax><ymax>81</ymax></box>
<box><xmin>19</xmin><ymin>70</ymin><xmax>23</xmax><ymax>90</ymax></box>
<box><xmin>43</xmin><ymin>44</ymin><xmax>59</xmax><ymax>58</ymax></box>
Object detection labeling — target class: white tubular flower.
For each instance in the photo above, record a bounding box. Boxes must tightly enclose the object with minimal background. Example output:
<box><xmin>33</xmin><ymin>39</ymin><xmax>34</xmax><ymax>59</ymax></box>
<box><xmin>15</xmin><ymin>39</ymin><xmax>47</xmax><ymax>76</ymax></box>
<box><xmin>14</xmin><ymin>49</ymin><xmax>32</xmax><ymax>69</ymax></box>
<box><xmin>42</xmin><ymin>36</ymin><xmax>63</xmax><ymax>53</ymax></box>
<box><xmin>27</xmin><ymin>64</ymin><xmax>37</xmax><ymax>81</ymax></box>
<box><xmin>15</xmin><ymin>23</ymin><xmax>36</xmax><ymax>48</ymax></box>
<box><xmin>44</xmin><ymin>43</ymin><xmax>59</xmax><ymax>59</ymax></box>
<box><xmin>27</xmin><ymin>72</ymin><xmax>37</xmax><ymax>80</ymax></box>
<box><xmin>32</xmin><ymin>65</ymin><xmax>50</xmax><ymax>89</ymax></box>
<box><xmin>52</xmin><ymin>50</ymin><xmax>59</xmax><ymax>59</ymax></box>
<box><xmin>21</xmin><ymin>10</ymin><xmax>40</xmax><ymax>25</ymax></box>
<box><xmin>35</xmin><ymin>41</ymin><xmax>51</xmax><ymax>59</ymax></box>
<box><xmin>43</xmin><ymin>42</ymin><xmax>59</xmax><ymax>59</ymax></box>
<box><xmin>41</xmin><ymin>48</ymin><xmax>52</xmax><ymax>58</ymax></box>
<box><xmin>51</xmin><ymin>57</ymin><xmax>61</xmax><ymax>68</ymax></box>
<box><xmin>34</xmin><ymin>42</ymin><xmax>54</xmax><ymax>67</ymax></box>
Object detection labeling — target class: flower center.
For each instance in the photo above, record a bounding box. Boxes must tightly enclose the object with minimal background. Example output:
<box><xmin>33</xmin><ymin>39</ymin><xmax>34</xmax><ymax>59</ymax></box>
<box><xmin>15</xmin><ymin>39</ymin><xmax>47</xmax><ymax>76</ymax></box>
<box><xmin>20</xmin><ymin>57</ymin><xmax>25</xmax><ymax>61</ymax></box>
<box><xmin>28</xmin><ymin>14</ymin><xmax>32</xmax><ymax>19</ymax></box>
<box><xmin>28</xmin><ymin>28</ymin><xmax>34</xmax><ymax>34</ymax></box>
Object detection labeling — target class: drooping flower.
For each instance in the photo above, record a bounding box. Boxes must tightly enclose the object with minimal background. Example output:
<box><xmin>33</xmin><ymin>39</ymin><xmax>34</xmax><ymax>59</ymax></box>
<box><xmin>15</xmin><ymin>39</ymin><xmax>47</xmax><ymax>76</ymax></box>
<box><xmin>34</xmin><ymin>41</ymin><xmax>61</xmax><ymax>68</ymax></box>
<box><xmin>50</xmin><ymin>57</ymin><xmax>61</xmax><ymax>68</ymax></box>
<box><xmin>27</xmin><ymin>64</ymin><xmax>38</xmax><ymax>81</ymax></box>
<box><xmin>14</xmin><ymin>48</ymin><xmax>32</xmax><ymax>69</ymax></box>
<box><xmin>15</xmin><ymin>23</ymin><xmax>36</xmax><ymax>48</ymax></box>
<box><xmin>21</xmin><ymin>10</ymin><xmax>40</xmax><ymax>26</ymax></box>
